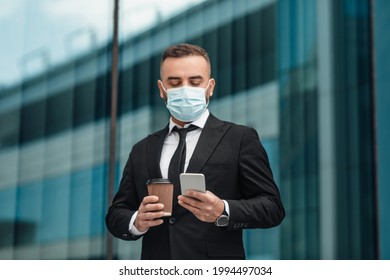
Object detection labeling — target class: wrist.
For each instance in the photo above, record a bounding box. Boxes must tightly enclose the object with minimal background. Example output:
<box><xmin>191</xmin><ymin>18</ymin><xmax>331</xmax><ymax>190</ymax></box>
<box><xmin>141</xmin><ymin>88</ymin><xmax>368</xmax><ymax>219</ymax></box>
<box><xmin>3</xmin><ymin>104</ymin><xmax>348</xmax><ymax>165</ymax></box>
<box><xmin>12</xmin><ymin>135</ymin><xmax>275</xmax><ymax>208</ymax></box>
<box><xmin>134</xmin><ymin>218</ymin><xmax>148</xmax><ymax>233</ymax></box>
<box><xmin>216</xmin><ymin>199</ymin><xmax>225</xmax><ymax>217</ymax></box>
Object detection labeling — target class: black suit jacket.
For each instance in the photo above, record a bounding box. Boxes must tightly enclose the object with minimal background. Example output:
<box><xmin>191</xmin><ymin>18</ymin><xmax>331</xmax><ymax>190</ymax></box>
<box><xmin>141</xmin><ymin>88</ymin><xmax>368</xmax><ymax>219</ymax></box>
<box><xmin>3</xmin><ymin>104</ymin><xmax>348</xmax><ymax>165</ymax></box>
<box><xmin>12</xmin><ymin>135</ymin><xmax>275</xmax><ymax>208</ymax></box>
<box><xmin>105</xmin><ymin>114</ymin><xmax>285</xmax><ymax>259</ymax></box>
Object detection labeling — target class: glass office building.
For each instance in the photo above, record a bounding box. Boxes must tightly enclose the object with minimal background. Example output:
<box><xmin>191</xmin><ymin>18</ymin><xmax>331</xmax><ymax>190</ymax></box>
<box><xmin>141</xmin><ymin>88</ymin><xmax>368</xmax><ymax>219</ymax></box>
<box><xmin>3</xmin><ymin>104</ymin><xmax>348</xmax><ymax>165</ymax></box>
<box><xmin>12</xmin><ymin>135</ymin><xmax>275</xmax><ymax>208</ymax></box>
<box><xmin>0</xmin><ymin>0</ymin><xmax>389</xmax><ymax>260</ymax></box>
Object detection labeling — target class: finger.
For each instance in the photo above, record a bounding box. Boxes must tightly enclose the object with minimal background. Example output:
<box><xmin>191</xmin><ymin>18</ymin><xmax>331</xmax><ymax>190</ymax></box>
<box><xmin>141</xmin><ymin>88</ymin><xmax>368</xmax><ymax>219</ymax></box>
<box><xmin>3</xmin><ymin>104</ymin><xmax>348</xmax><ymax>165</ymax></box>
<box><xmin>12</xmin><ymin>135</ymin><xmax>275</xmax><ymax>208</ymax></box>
<box><xmin>178</xmin><ymin>195</ymin><xmax>202</xmax><ymax>209</ymax></box>
<box><xmin>139</xmin><ymin>211</ymin><xmax>165</xmax><ymax>221</ymax></box>
<box><xmin>188</xmin><ymin>190</ymin><xmax>217</xmax><ymax>203</ymax></box>
<box><xmin>178</xmin><ymin>199</ymin><xmax>199</xmax><ymax>213</ymax></box>
<box><xmin>142</xmin><ymin>203</ymin><xmax>164</xmax><ymax>213</ymax></box>
<box><xmin>184</xmin><ymin>190</ymin><xmax>208</xmax><ymax>202</ymax></box>
<box><xmin>139</xmin><ymin>196</ymin><xmax>164</xmax><ymax>214</ymax></box>
<box><xmin>142</xmin><ymin>195</ymin><xmax>159</xmax><ymax>205</ymax></box>
<box><xmin>148</xmin><ymin>219</ymin><xmax>164</xmax><ymax>227</ymax></box>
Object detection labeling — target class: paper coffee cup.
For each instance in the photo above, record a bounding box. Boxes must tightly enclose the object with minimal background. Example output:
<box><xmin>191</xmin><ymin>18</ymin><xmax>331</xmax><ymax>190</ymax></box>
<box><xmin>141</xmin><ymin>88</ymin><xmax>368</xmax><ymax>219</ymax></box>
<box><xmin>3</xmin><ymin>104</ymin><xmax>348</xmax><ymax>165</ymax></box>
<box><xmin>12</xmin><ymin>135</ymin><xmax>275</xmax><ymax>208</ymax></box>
<box><xmin>146</xmin><ymin>178</ymin><xmax>173</xmax><ymax>216</ymax></box>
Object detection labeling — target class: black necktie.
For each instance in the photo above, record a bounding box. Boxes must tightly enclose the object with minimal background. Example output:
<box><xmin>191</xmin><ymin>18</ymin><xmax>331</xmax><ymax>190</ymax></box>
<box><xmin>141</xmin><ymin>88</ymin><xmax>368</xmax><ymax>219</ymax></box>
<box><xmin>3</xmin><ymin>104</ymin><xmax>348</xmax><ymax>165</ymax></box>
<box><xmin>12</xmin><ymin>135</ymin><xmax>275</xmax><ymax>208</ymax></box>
<box><xmin>168</xmin><ymin>125</ymin><xmax>198</xmax><ymax>197</ymax></box>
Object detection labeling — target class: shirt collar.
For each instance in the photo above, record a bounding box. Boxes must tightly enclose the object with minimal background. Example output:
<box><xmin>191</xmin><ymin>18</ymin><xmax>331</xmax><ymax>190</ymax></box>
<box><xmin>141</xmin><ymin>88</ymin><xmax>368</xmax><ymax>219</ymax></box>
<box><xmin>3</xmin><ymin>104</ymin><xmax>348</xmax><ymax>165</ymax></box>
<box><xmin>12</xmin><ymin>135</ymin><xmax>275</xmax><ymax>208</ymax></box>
<box><xmin>168</xmin><ymin>109</ymin><xmax>209</xmax><ymax>134</ymax></box>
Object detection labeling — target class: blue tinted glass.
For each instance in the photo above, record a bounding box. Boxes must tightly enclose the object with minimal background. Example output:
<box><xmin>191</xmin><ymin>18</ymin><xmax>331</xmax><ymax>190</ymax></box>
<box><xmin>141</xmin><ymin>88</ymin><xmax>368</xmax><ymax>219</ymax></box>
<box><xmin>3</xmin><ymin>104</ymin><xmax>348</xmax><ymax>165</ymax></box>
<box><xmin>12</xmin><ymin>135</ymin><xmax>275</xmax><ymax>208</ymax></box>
<box><xmin>0</xmin><ymin>188</ymin><xmax>17</xmax><ymax>248</ymax></box>
<box><xmin>69</xmin><ymin>169</ymin><xmax>93</xmax><ymax>238</ymax></box>
<box><xmin>40</xmin><ymin>175</ymin><xmax>71</xmax><ymax>242</ymax></box>
<box><xmin>15</xmin><ymin>182</ymin><xmax>42</xmax><ymax>246</ymax></box>
<box><xmin>375</xmin><ymin>0</ymin><xmax>390</xmax><ymax>260</ymax></box>
<box><xmin>90</xmin><ymin>165</ymin><xmax>106</xmax><ymax>236</ymax></box>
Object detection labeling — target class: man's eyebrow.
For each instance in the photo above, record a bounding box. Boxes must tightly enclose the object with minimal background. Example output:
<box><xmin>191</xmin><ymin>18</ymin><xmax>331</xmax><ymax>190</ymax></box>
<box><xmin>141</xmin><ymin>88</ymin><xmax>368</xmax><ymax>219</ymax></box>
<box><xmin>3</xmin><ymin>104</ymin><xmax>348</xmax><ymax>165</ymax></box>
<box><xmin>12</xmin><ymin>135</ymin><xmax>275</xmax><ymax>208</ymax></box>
<box><xmin>167</xmin><ymin>76</ymin><xmax>181</xmax><ymax>81</ymax></box>
<box><xmin>166</xmin><ymin>76</ymin><xmax>204</xmax><ymax>81</ymax></box>
<box><xmin>189</xmin><ymin>75</ymin><xmax>203</xmax><ymax>80</ymax></box>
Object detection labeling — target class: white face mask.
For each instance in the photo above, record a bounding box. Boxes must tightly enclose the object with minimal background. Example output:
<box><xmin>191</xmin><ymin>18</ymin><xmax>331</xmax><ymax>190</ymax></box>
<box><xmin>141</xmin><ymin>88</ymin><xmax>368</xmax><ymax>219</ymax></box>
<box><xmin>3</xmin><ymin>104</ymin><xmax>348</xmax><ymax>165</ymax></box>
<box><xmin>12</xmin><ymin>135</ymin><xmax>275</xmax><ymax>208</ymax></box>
<box><xmin>161</xmin><ymin>80</ymin><xmax>210</xmax><ymax>122</ymax></box>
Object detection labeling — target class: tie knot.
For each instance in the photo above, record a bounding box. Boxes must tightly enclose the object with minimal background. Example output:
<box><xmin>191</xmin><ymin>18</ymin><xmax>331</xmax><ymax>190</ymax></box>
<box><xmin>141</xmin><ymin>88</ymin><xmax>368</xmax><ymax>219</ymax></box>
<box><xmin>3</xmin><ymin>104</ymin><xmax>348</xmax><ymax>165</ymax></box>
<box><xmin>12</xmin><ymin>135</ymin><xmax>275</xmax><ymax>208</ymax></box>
<box><xmin>172</xmin><ymin>125</ymin><xmax>198</xmax><ymax>138</ymax></box>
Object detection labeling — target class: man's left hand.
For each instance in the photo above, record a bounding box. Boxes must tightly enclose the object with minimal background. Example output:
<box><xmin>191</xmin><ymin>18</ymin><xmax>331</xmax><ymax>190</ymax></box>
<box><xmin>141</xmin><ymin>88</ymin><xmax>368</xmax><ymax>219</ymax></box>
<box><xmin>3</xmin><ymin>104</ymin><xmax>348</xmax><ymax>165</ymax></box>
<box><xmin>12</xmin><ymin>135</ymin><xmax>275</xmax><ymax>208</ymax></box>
<box><xmin>178</xmin><ymin>190</ymin><xmax>224</xmax><ymax>223</ymax></box>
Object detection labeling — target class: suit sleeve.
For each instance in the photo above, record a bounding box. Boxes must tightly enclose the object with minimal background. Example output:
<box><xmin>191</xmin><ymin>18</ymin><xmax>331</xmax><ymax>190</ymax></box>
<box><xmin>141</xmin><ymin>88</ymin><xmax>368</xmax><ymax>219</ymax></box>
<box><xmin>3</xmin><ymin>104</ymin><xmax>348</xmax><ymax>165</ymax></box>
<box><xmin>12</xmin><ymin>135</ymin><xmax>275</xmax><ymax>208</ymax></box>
<box><xmin>227</xmin><ymin>127</ymin><xmax>285</xmax><ymax>229</ymax></box>
<box><xmin>105</xmin><ymin>150</ymin><xmax>143</xmax><ymax>241</ymax></box>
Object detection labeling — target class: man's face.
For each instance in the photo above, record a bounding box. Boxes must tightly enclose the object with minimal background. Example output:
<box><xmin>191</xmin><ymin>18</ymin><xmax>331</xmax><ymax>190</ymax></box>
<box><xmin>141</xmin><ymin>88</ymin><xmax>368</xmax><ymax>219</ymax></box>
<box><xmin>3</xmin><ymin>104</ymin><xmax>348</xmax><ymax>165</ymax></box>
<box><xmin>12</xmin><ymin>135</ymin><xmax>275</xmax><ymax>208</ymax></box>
<box><xmin>158</xmin><ymin>55</ymin><xmax>215</xmax><ymax>100</ymax></box>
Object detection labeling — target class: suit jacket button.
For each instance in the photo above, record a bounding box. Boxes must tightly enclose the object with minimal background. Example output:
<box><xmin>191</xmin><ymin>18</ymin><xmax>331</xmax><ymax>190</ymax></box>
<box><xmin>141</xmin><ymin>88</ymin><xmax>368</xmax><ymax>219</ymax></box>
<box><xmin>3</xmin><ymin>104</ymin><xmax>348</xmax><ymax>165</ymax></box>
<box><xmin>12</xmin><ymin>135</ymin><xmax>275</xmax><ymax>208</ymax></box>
<box><xmin>169</xmin><ymin>217</ymin><xmax>176</xmax><ymax>225</ymax></box>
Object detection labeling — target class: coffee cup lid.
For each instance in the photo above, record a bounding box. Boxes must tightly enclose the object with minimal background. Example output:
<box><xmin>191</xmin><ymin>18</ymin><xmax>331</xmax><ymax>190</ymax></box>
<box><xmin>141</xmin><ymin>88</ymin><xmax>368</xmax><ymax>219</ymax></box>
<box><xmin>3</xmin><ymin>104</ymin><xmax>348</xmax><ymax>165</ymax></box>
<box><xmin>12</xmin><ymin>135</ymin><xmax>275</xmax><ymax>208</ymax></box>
<box><xmin>146</xmin><ymin>178</ymin><xmax>172</xmax><ymax>185</ymax></box>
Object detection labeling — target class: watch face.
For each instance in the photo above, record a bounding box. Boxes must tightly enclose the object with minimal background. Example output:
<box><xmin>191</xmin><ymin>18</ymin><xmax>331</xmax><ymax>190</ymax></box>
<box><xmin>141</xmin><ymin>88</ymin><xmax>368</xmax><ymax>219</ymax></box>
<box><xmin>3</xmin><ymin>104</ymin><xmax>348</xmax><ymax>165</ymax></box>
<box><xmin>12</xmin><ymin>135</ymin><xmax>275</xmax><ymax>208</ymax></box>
<box><xmin>216</xmin><ymin>215</ymin><xmax>229</xmax><ymax>226</ymax></box>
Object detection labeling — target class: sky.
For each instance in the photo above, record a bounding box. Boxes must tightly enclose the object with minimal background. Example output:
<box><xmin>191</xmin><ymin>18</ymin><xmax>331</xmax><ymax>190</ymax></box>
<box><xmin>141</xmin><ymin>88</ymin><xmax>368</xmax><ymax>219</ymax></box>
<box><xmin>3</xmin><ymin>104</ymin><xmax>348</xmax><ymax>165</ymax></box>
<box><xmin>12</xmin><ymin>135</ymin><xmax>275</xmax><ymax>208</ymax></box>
<box><xmin>0</xmin><ymin>0</ymin><xmax>205</xmax><ymax>89</ymax></box>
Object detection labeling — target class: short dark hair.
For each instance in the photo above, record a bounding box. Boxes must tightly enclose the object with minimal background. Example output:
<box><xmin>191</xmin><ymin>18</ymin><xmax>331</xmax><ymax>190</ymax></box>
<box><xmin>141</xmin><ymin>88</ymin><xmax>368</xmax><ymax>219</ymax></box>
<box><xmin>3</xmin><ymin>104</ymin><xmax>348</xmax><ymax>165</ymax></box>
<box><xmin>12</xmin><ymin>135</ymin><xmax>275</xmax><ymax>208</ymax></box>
<box><xmin>161</xmin><ymin>43</ymin><xmax>210</xmax><ymax>66</ymax></box>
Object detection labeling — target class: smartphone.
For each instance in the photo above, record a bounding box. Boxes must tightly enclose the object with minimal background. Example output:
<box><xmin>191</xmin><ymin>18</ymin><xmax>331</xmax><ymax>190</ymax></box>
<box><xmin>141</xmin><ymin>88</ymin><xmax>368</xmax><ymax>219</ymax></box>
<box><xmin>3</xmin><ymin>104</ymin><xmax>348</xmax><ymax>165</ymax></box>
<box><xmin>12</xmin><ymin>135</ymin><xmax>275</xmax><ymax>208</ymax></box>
<box><xmin>180</xmin><ymin>173</ymin><xmax>206</xmax><ymax>195</ymax></box>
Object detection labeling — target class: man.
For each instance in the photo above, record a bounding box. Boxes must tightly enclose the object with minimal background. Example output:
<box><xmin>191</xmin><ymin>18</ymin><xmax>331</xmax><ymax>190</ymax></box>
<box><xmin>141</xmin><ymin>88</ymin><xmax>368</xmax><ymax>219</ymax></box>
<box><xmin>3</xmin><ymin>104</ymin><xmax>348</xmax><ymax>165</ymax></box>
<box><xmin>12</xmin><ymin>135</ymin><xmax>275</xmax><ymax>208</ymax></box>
<box><xmin>105</xmin><ymin>43</ymin><xmax>285</xmax><ymax>260</ymax></box>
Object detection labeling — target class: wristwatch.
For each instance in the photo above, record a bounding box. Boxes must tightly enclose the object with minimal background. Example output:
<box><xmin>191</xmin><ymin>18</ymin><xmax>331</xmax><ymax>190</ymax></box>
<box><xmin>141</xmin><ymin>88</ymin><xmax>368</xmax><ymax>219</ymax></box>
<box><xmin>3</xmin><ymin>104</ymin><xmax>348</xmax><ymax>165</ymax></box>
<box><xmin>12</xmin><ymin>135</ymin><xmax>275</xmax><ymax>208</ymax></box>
<box><xmin>215</xmin><ymin>209</ymin><xmax>229</xmax><ymax>227</ymax></box>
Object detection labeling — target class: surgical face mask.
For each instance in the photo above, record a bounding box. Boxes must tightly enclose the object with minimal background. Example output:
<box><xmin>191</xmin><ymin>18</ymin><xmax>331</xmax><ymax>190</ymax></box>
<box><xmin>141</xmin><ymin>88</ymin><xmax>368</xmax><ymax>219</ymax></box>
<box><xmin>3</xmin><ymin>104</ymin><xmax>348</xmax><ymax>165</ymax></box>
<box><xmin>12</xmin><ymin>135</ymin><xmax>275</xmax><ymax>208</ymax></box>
<box><xmin>161</xmin><ymin>80</ymin><xmax>210</xmax><ymax>122</ymax></box>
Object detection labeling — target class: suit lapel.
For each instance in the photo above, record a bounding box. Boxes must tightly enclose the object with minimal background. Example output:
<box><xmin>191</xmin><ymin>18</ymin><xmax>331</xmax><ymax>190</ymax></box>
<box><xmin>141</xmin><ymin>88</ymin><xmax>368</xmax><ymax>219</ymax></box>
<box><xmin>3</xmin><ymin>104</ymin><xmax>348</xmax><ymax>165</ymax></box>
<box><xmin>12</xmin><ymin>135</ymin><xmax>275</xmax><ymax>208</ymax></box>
<box><xmin>147</xmin><ymin>125</ymin><xmax>168</xmax><ymax>179</ymax></box>
<box><xmin>186</xmin><ymin>114</ymin><xmax>230</xmax><ymax>173</ymax></box>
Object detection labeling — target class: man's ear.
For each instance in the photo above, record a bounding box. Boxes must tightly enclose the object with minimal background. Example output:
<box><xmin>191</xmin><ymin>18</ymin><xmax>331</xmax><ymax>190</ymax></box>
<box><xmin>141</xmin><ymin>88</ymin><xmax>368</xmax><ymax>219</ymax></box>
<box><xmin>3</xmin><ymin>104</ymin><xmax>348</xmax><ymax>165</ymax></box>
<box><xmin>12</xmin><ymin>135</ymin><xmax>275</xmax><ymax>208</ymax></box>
<box><xmin>207</xmin><ymin>78</ymin><xmax>216</xmax><ymax>98</ymax></box>
<box><xmin>157</xmin><ymin>80</ymin><xmax>166</xmax><ymax>99</ymax></box>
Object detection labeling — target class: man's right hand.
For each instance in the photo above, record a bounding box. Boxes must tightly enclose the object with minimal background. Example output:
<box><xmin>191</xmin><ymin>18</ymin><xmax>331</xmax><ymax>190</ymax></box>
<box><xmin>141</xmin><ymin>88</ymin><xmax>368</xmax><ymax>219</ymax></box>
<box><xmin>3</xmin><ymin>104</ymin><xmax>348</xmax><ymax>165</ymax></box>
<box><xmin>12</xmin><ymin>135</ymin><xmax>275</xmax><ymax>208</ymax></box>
<box><xmin>134</xmin><ymin>196</ymin><xmax>165</xmax><ymax>232</ymax></box>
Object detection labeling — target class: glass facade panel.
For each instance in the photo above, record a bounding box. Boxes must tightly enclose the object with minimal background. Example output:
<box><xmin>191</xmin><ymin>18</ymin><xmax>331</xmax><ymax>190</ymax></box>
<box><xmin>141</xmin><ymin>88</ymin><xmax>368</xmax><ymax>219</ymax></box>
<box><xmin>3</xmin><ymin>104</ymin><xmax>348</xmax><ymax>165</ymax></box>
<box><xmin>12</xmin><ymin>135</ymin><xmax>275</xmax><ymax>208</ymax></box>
<box><xmin>15</xmin><ymin>183</ymin><xmax>41</xmax><ymax>247</ymax></box>
<box><xmin>69</xmin><ymin>169</ymin><xmax>93</xmax><ymax>238</ymax></box>
<box><xmin>332</xmin><ymin>0</ymin><xmax>376</xmax><ymax>259</ymax></box>
<box><xmin>278</xmin><ymin>0</ymin><xmax>319</xmax><ymax>260</ymax></box>
<box><xmin>374</xmin><ymin>0</ymin><xmax>390</xmax><ymax>260</ymax></box>
<box><xmin>0</xmin><ymin>188</ymin><xmax>17</xmax><ymax>252</ymax></box>
<box><xmin>40</xmin><ymin>176</ymin><xmax>71</xmax><ymax>243</ymax></box>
